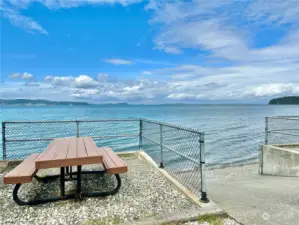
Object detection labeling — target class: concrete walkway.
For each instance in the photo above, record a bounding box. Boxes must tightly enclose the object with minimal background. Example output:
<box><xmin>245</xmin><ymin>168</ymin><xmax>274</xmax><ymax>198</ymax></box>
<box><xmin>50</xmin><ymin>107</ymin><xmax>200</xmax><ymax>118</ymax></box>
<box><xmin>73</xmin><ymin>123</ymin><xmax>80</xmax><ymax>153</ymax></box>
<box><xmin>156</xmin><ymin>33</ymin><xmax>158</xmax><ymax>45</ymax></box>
<box><xmin>206</xmin><ymin>164</ymin><xmax>299</xmax><ymax>225</ymax></box>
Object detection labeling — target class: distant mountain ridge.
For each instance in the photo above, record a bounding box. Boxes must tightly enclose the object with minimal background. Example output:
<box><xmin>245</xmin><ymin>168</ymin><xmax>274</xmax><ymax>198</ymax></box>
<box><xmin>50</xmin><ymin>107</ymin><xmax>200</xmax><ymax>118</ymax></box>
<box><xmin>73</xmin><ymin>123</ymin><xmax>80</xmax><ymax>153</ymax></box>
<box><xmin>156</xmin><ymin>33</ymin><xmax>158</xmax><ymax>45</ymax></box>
<box><xmin>269</xmin><ymin>96</ymin><xmax>299</xmax><ymax>105</ymax></box>
<box><xmin>1</xmin><ymin>99</ymin><xmax>91</xmax><ymax>106</ymax></box>
<box><xmin>0</xmin><ymin>99</ymin><xmax>132</xmax><ymax>106</ymax></box>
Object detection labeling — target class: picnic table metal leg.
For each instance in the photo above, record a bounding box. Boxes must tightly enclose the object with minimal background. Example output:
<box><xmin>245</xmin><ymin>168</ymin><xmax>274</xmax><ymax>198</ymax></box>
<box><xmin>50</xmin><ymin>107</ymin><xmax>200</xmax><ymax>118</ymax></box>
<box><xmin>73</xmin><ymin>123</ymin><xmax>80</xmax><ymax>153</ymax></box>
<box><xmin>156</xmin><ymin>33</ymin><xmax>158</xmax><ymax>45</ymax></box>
<box><xmin>70</xmin><ymin>166</ymin><xmax>72</xmax><ymax>180</ymax></box>
<box><xmin>60</xmin><ymin>167</ymin><xmax>65</xmax><ymax>197</ymax></box>
<box><xmin>77</xmin><ymin>165</ymin><xmax>82</xmax><ymax>195</ymax></box>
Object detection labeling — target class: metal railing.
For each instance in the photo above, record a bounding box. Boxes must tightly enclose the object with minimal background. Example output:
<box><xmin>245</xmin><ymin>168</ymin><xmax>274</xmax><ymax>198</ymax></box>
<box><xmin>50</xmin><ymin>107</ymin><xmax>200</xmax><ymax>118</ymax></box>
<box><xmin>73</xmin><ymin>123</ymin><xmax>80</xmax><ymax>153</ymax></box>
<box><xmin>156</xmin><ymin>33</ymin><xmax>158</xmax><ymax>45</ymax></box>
<box><xmin>2</xmin><ymin>118</ymin><xmax>208</xmax><ymax>202</ymax></box>
<box><xmin>265</xmin><ymin>116</ymin><xmax>299</xmax><ymax>145</ymax></box>
<box><xmin>140</xmin><ymin>119</ymin><xmax>207</xmax><ymax>201</ymax></box>
<box><xmin>2</xmin><ymin>119</ymin><xmax>140</xmax><ymax>160</ymax></box>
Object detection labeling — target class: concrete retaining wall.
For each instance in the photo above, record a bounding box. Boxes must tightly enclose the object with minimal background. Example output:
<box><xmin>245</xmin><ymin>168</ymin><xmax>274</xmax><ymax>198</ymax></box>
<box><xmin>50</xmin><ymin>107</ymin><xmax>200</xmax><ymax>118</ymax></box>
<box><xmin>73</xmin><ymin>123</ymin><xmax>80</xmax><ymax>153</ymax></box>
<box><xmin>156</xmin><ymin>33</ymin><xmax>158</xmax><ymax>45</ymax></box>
<box><xmin>260</xmin><ymin>144</ymin><xmax>299</xmax><ymax>177</ymax></box>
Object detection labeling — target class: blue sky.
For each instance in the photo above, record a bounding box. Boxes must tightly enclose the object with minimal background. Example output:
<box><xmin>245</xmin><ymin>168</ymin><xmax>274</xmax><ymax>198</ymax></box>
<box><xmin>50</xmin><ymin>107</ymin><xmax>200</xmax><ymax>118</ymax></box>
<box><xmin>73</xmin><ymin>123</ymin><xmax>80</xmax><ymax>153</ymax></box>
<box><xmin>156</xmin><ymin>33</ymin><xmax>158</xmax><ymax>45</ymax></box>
<box><xmin>1</xmin><ymin>0</ymin><xmax>299</xmax><ymax>103</ymax></box>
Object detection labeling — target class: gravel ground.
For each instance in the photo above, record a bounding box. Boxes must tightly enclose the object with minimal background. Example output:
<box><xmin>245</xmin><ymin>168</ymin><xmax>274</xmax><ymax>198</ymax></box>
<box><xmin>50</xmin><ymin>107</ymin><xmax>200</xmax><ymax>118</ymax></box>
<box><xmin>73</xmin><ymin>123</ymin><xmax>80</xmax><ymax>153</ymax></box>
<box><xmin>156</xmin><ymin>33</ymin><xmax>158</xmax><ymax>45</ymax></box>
<box><xmin>0</xmin><ymin>156</ymin><xmax>199</xmax><ymax>225</ymax></box>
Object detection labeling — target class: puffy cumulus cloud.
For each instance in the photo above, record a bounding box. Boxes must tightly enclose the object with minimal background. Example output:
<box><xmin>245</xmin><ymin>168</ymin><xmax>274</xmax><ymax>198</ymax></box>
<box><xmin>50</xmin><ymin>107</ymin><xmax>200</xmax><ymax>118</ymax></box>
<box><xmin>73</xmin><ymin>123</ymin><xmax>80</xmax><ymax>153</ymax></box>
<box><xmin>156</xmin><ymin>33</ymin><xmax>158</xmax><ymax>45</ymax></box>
<box><xmin>74</xmin><ymin>75</ymin><xmax>97</xmax><ymax>88</ymax></box>
<box><xmin>5</xmin><ymin>61</ymin><xmax>299</xmax><ymax>102</ymax></box>
<box><xmin>157</xmin><ymin>58</ymin><xmax>299</xmax><ymax>101</ymax></box>
<box><xmin>244</xmin><ymin>84</ymin><xmax>299</xmax><ymax>97</ymax></box>
<box><xmin>102</xmin><ymin>58</ymin><xmax>134</xmax><ymax>65</ymax></box>
<box><xmin>90</xmin><ymin>78</ymin><xmax>166</xmax><ymax>101</ymax></box>
<box><xmin>45</xmin><ymin>75</ymin><xmax>98</xmax><ymax>89</ymax></box>
<box><xmin>9</xmin><ymin>72</ymin><xmax>34</xmax><ymax>80</ymax></box>
<box><xmin>41</xmin><ymin>74</ymin><xmax>167</xmax><ymax>102</ymax></box>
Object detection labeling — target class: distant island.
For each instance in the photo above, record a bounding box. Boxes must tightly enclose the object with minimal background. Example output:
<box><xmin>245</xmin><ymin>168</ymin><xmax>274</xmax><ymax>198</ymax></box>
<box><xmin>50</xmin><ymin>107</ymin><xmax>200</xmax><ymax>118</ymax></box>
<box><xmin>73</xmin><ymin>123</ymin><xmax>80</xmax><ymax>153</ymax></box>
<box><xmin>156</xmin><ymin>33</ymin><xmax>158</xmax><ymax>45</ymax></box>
<box><xmin>0</xmin><ymin>99</ymin><xmax>131</xmax><ymax>106</ymax></box>
<box><xmin>269</xmin><ymin>96</ymin><xmax>299</xmax><ymax>105</ymax></box>
<box><xmin>0</xmin><ymin>99</ymin><xmax>91</xmax><ymax>106</ymax></box>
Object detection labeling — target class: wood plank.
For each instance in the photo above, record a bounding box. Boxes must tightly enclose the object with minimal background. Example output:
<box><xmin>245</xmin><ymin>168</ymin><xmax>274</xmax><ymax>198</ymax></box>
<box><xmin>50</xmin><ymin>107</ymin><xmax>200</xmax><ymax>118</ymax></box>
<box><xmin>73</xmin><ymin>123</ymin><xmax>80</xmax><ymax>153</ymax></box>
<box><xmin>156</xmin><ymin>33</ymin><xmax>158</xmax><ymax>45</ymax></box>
<box><xmin>55</xmin><ymin>138</ymin><xmax>71</xmax><ymax>160</ymax></box>
<box><xmin>99</xmin><ymin>147</ymin><xmax>128</xmax><ymax>174</ymax></box>
<box><xmin>66</xmin><ymin>138</ymin><xmax>77</xmax><ymax>159</ymax></box>
<box><xmin>36</xmin><ymin>137</ymin><xmax>103</xmax><ymax>169</ymax></box>
<box><xmin>4</xmin><ymin>153</ymin><xmax>40</xmax><ymax>184</ymax></box>
<box><xmin>36</xmin><ymin>139</ymin><xmax>58</xmax><ymax>161</ymax></box>
<box><xmin>84</xmin><ymin>137</ymin><xmax>100</xmax><ymax>157</ymax></box>
<box><xmin>77</xmin><ymin>137</ymin><xmax>87</xmax><ymax>158</ymax></box>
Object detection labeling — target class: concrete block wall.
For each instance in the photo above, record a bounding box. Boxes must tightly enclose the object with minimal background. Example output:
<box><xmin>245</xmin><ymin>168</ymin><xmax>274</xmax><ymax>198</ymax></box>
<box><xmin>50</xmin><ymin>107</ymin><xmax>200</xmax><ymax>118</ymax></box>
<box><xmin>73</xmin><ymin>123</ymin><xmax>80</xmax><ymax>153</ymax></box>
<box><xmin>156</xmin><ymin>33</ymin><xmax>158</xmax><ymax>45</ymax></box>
<box><xmin>260</xmin><ymin>144</ymin><xmax>299</xmax><ymax>177</ymax></box>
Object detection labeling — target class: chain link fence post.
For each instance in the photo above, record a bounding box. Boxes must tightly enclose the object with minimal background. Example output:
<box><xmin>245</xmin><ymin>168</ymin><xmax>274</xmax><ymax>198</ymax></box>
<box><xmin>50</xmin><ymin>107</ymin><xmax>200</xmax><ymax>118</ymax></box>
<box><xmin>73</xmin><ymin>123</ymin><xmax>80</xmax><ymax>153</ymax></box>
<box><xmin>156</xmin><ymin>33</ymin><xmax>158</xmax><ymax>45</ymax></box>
<box><xmin>265</xmin><ymin>117</ymin><xmax>268</xmax><ymax>145</ymax></box>
<box><xmin>2</xmin><ymin>122</ymin><xmax>6</xmax><ymax>160</ymax></box>
<box><xmin>139</xmin><ymin>119</ymin><xmax>142</xmax><ymax>151</ymax></box>
<box><xmin>159</xmin><ymin>124</ymin><xmax>164</xmax><ymax>168</ymax></box>
<box><xmin>200</xmin><ymin>132</ymin><xmax>208</xmax><ymax>202</ymax></box>
<box><xmin>76</xmin><ymin>121</ymin><xmax>79</xmax><ymax>138</ymax></box>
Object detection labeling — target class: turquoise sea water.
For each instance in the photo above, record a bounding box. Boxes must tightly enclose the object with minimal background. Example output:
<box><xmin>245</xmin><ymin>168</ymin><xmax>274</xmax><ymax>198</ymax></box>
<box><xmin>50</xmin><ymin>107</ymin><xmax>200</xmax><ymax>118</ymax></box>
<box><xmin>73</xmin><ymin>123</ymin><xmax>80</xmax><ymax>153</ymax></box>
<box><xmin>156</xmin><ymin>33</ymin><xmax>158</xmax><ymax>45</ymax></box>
<box><xmin>1</xmin><ymin>104</ymin><xmax>299</xmax><ymax>165</ymax></box>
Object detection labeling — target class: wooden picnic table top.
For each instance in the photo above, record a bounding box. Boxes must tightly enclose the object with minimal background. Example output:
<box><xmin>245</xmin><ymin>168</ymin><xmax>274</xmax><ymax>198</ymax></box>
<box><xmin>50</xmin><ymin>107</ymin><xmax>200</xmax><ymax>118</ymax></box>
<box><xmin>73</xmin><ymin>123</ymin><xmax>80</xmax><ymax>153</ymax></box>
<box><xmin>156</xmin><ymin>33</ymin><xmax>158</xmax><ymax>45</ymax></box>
<box><xmin>35</xmin><ymin>137</ymin><xmax>103</xmax><ymax>169</ymax></box>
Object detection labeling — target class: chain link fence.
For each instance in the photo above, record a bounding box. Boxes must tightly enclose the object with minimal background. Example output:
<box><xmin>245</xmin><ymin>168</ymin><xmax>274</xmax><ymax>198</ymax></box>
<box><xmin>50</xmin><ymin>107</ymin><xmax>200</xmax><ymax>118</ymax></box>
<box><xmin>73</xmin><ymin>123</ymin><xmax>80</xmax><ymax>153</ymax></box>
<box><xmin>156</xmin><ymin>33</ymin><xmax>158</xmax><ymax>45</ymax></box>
<box><xmin>140</xmin><ymin>119</ymin><xmax>207</xmax><ymax>201</ymax></box>
<box><xmin>2</xmin><ymin>118</ymin><xmax>207</xmax><ymax>201</ymax></box>
<box><xmin>2</xmin><ymin>119</ymin><xmax>140</xmax><ymax>160</ymax></box>
<box><xmin>266</xmin><ymin>116</ymin><xmax>299</xmax><ymax>145</ymax></box>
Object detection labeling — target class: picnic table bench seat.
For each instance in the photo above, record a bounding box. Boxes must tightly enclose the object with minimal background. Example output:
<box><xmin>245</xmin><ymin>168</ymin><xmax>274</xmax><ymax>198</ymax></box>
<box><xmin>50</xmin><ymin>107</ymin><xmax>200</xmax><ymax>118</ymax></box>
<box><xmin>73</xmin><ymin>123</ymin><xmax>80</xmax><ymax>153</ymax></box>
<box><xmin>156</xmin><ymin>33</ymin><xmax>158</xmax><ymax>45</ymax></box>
<box><xmin>4</xmin><ymin>153</ymin><xmax>40</xmax><ymax>184</ymax></box>
<box><xmin>99</xmin><ymin>147</ymin><xmax>128</xmax><ymax>175</ymax></box>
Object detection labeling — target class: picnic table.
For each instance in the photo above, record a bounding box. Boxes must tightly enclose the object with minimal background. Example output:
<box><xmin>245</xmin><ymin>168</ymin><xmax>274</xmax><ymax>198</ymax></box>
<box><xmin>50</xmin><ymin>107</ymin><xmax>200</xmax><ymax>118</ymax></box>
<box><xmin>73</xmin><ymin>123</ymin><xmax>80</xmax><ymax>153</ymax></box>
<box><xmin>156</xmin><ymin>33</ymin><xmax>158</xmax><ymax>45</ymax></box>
<box><xmin>4</xmin><ymin>137</ymin><xmax>128</xmax><ymax>205</ymax></box>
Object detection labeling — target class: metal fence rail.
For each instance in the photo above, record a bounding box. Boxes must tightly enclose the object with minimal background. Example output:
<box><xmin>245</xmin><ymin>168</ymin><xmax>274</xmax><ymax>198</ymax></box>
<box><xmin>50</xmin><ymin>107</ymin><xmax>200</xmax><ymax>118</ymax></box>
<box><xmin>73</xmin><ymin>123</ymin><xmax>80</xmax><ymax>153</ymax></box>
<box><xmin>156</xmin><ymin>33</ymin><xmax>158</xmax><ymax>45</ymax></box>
<box><xmin>265</xmin><ymin>116</ymin><xmax>299</xmax><ymax>144</ymax></box>
<box><xmin>2</xmin><ymin>118</ymin><xmax>208</xmax><ymax>202</ymax></box>
<box><xmin>2</xmin><ymin>119</ymin><xmax>140</xmax><ymax>160</ymax></box>
<box><xmin>140</xmin><ymin>119</ymin><xmax>207</xmax><ymax>201</ymax></box>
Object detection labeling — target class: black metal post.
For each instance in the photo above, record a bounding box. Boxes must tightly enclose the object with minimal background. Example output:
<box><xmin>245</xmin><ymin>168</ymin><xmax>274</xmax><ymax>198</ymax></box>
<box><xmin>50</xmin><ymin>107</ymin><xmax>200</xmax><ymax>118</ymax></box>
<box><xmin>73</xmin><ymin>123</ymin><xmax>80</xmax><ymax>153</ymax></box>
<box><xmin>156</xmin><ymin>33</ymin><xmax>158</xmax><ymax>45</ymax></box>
<box><xmin>65</xmin><ymin>167</ymin><xmax>69</xmax><ymax>175</ymax></box>
<box><xmin>2</xmin><ymin>122</ymin><xmax>6</xmax><ymax>160</ymax></box>
<box><xmin>200</xmin><ymin>133</ymin><xmax>209</xmax><ymax>203</ymax></box>
<box><xmin>70</xmin><ymin>166</ymin><xmax>72</xmax><ymax>180</ymax></box>
<box><xmin>76</xmin><ymin>121</ymin><xmax>79</xmax><ymax>137</ymax></box>
<box><xmin>77</xmin><ymin>165</ymin><xmax>82</xmax><ymax>194</ymax></box>
<box><xmin>265</xmin><ymin>117</ymin><xmax>269</xmax><ymax>145</ymax></box>
<box><xmin>159</xmin><ymin>124</ymin><xmax>164</xmax><ymax>168</ymax></box>
<box><xmin>60</xmin><ymin>167</ymin><xmax>65</xmax><ymax>196</ymax></box>
<box><xmin>139</xmin><ymin>120</ymin><xmax>142</xmax><ymax>151</ymax></box>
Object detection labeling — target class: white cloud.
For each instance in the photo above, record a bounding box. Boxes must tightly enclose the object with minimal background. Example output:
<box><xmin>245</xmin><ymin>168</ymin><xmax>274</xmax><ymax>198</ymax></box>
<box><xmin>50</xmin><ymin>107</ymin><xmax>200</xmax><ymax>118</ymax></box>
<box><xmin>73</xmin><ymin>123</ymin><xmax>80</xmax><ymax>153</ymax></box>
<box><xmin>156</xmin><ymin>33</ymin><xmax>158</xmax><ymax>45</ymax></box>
<box><xmin>44</xmin><ymin>75</ymin><xmax>98</xmax><ymax>88</ymax></box>
<box><xmin>246</xmin><ymin>0</ymin><xmax>299</xmax><ymax>25</ymax></box>
<box><xmin>1</xmin><ymin>0</ymin><xmax>142</xmax><ymax>34</ymax></box>
<box><xmin>3</xmin><ymin>0</ymin><xmax>299</xmax><ymax>103</ymax></box>
<box><xmin>148</xmin><ymin>0</ymin><xmax>299</xmax><ymax>62</ymax></box>
<box><xmin>244</xmin><ymin>83</ymin><xmax>299</xmax><ymax>97</ymax></box>
<box><xmin>138</xmin><ymin>0</ymin><xmax>299</xmax><ymax>102</ymax></box>
<box><xmin>41</xmin><ymin>73</ymin><xmax>167</xmax><ymax>101</ymax></box>
<box><xmin>142</xmin><ymin>71</ymin><xmax>152</xmax><ymax>75</ymax></box>
<box><xmin>103</xmin><ymin>58</ymin><xmax>134</xmax><ymax>65</ymax></box>
<box><xmin>71</xmin><ymin>89</ymin><xmax>98</xmax><ymax>98</ymax></box>
<box><xmin>5</xmin><ymin>0</ymin><xmax>143</xmax><ymax>9</ymax></box>
<box><xmin>1</xmin><ymin>7</ymin><xmax>48</xmax><ymax>34</ymax></box>
<box><xmin>9</xmin><ymin>72</ymin><xmax>34</xmax><ymax>79</ymax></box>
<box><xmin>98</xmin><ymin>73</ymin><xmax>109</xmax><ymax>81</ymax></box>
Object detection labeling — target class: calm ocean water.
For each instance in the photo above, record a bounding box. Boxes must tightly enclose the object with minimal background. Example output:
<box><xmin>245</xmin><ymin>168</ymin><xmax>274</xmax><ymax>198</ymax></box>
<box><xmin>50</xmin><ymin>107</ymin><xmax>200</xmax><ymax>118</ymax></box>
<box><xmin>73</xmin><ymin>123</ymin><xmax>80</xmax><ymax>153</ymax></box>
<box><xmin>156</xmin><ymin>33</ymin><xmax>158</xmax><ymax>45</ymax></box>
<box><xmin>1</xmin><ymin>104</ymin><xmax>299</xmax><ymax>165</ymax></box>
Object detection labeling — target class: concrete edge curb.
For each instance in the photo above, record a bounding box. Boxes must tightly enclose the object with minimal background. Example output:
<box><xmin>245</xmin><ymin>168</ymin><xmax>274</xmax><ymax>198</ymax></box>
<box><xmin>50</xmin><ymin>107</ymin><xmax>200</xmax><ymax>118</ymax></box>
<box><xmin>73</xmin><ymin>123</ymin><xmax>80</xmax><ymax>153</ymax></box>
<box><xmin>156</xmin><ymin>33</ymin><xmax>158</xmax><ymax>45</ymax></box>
<box><xmin>120</xmin><ymin>208</ymin><xmax>227</xmax><ymax>225</ymax></box>
<box><xmin>116</xmin><ymin>151</ymin><xmax>138</xmax><ymax>157</ymax></box>
<box><xmin>138</xmin><ymin>151</ymin><xmax>222</xmax><ymax>211</ymax></box>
